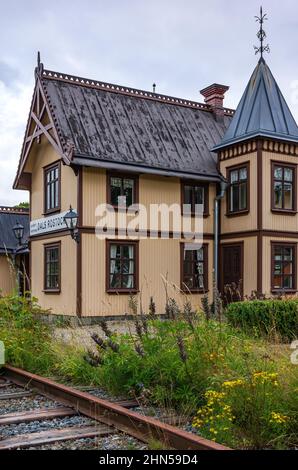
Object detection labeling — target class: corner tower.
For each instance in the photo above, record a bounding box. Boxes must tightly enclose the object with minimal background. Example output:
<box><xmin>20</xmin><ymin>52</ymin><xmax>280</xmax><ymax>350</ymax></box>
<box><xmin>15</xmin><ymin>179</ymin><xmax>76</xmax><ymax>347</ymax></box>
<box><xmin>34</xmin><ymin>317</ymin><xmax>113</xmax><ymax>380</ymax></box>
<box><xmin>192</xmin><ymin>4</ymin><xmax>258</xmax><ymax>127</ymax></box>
<box><xmin>213</xmin><ymin>12</ymin><xmax>298</xmax><ymax>297</ymax></box>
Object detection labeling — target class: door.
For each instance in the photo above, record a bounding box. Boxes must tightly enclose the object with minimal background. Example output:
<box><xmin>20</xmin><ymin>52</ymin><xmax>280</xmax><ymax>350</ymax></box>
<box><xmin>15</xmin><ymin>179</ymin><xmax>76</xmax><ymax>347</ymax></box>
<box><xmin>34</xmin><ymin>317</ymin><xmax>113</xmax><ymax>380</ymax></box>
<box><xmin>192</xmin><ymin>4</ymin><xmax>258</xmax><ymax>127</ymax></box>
<box><xmin>221</xmin><ymin>243</ymin><xmax>243</xmax><ymax>302</ymax></box>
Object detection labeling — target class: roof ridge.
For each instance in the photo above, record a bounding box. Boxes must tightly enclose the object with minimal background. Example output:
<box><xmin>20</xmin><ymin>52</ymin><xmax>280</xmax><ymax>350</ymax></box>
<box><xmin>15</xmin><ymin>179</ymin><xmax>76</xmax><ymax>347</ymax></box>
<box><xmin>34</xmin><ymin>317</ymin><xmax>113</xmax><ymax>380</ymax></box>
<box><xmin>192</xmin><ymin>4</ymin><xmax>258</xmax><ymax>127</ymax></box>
<box><xmin>41</xmin><ymin>69</ymin><xmax>234</xmax><ymax>116</ymax></box>
<box><xmin>0</xmin><ymin>206</ymin><xmax>29</xmax><ymax>215</ymax></box>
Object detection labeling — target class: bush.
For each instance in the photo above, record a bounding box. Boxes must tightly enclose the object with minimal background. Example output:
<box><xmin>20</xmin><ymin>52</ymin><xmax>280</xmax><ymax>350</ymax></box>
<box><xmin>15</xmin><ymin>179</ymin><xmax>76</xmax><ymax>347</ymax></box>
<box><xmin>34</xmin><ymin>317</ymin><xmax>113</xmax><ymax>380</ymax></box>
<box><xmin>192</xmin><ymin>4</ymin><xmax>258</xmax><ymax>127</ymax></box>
<box><xmin>225</xmin><ymin>299</ymin><xmax>298</xmax><ymax>341</ymax></box>
<box><xmin>0</xmin><ymin>293</ymin><xmax>55</xmax><ymax>373</ymax></box>
<box><xmin>193</xmin><ymin>371</ymin><xmax>298</xmax><ymax>449</ymax></box>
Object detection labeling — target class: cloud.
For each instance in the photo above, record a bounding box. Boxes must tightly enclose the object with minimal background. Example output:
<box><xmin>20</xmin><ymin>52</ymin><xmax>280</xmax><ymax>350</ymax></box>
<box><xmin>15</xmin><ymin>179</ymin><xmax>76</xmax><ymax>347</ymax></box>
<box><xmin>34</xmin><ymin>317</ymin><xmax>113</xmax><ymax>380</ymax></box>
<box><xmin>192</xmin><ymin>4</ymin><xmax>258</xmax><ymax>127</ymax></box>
<box><xmin>0</xmin><ymin>0</ymin><xmax>298</xmax><ymax>205</ymax></box>
<box><xmin>0</xmin><ymin>80</ymin><xmax>32</xmax><ymax>205</ymax></box>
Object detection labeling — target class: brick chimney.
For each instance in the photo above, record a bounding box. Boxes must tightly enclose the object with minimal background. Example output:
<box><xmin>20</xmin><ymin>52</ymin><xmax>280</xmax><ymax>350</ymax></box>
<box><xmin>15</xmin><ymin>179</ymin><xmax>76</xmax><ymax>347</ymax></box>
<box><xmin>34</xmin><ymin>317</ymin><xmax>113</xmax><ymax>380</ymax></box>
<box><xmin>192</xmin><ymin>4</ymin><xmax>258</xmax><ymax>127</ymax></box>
<box><xmin>200</xmin><ymin>83</ymin><xmax>229</xmax><ymax>119</ymax></box>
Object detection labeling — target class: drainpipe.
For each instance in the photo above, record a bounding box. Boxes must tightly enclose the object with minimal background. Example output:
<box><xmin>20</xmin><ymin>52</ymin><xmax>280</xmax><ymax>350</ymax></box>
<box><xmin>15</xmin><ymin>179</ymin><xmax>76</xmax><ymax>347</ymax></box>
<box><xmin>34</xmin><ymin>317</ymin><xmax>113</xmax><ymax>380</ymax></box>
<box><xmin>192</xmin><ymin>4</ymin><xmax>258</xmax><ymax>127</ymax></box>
<box><xmin>214</xmin><ymin>179</ymin><xmax>228</xmax><ymax>290</ymax></box>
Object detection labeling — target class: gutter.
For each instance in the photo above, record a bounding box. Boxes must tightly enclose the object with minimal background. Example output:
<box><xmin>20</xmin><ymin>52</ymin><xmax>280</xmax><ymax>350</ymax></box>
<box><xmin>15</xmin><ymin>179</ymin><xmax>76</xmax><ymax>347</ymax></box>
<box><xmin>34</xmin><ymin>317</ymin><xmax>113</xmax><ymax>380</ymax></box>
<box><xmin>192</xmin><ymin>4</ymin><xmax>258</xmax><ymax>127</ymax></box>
<box><xmin>71</xmin><ymin>157</ymin><xmax>222</xmax><ymax>183</ymax></box>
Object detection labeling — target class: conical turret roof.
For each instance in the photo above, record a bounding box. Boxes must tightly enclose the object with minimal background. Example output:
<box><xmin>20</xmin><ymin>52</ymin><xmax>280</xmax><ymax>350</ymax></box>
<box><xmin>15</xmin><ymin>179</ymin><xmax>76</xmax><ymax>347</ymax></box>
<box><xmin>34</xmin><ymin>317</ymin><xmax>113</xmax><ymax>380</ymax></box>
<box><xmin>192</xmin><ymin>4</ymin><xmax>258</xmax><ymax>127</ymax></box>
<box><xmin>213</xmin><ymin>57</ymin><xmax>298</xmax><ymax>151</ymax></box>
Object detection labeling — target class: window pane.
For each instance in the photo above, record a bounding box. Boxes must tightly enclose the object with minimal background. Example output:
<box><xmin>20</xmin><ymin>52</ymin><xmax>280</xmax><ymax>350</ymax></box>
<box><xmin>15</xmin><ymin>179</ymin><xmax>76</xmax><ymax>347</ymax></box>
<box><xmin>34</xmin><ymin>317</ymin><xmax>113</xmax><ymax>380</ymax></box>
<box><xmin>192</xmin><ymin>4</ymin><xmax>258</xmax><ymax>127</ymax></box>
<box><xmin>184</xmin><ymin>262</ymin><xmax>192</xmax><ymax>275</ymax></box>
<box><xmin>273</xmin><ymin>275</ymin><xmax>282</xmax><ymax>289</ymax></box>
<box><xmin>196</xmin><ymin>261</ymin><xmax>204</xmax><ymax>275</ymax></box>
<box><xmin>110</xmin><ymin>274</ymin><xmax>121</xmax><ymax>288</ymax></box>
<box><xmin>283</xmin><ymin>247</ymin><xmax>293</xmax><ymax>261</ymax></box>
<box><xmin>283</xmin><ymin>262</ymin><xmax>293</xmax><ymax>275</ymax></box>
<box><xmin>123</xmin><ymin>179</ymin><xmax>134</xmax><ymax>206</ymax></box>
<box><xmin>274</xmin><ymin>167</ymin><xmax>283</xmax><ymax>180</ymax></box>
<box><xmin>122</xmin><ymin>245</ymin><xmax>134</xmax><ymax>259</ymax></box>
<box><xmin>184</xmin><ymin>250</ymin><xmax>192</xmax><ymax>262</ymax></box>
<box><xmin>284</xmin><ymin>183</ymin><xmax>293</xmax><ymax>209</ymax></box>
<box><xmin>239</xmin><ymin>182</ymin><xmax>247</xmax><ymax>210</ymax></box>
<box><xmin>283</xmin><ymin>275</ymin><xmax>293</xmax><ymax>289</ymax></box>
<box><xmin>274</xmin><ymin>182</ymin><xmax>283</xmax><ymax>208</ymax></box>
<box><xmin>194</xmin><ymin>248</ymin><xmax>204</xmax><ymax>261</ymax></box>
<box><xmin>110</xmin><ymin>258</ymin><xmax>120</xmax><ymax>274</ymax></box>
<box><xmin>122</xmin><ymin>259</ymin><xmax>133</xmax><ymax>275</ymax></box>
<box><xmin>284</xmin><ymin>168</ymin><xmax>293</xmax><ymax>182</ymax></box>
<box><xmin>194</xmin><ymin>186</ymin><xmax>204</xmax><ymax>206</ymax></box>
<box><xmin>274</xmin><ymin>262</ymin><xmax>282</xmax><ymax>274</ymax></box>
<box><xmin>184</xmin><ymin>186</ymin><xmax>192</xmax><ymax>205</ymax></box>
<box><xmin>110</xmin><ymin>177</ymin><xmax>122</xmax><ymax>206</ymax></box>
<box><xmin>239</xmin><ymin>168</ymin><xmax>247</xmax><ymax>181</ymax></box>
<box><xmin>184</xmin><ymin>277</ymin><xmax>193</xmax><ymax>289</ymax></box>
<box><xmin>230</xmin><ymin>186</ymin><xmax>239</xmax><ymax>212</ymax></box>
<box><xmin>230</xmin><ymin>170</ymin><xmax>238</xmax><ymax>183</ymax></box>
<box><xmin>122</xmin><ymin>275</ymin><xmax>134</xmax><ymax>289</ymax></box>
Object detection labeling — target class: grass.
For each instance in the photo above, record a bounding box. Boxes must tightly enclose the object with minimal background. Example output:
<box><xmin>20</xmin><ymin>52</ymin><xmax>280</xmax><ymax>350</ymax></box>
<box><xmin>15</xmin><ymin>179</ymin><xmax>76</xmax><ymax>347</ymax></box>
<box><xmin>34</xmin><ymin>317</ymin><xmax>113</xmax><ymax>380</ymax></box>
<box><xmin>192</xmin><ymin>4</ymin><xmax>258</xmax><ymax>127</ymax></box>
<box><xmin>0</xmin><ymin>293</ymin><xmax>297</xmax><ymax>449</ymax></box>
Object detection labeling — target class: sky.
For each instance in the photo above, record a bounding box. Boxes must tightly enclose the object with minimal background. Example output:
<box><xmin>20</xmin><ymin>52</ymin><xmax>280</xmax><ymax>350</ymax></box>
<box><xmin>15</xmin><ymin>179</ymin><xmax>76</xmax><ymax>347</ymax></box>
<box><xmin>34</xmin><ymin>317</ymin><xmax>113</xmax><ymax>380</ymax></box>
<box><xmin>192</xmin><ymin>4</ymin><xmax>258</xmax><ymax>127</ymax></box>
<box><xmin>1</xmin><ymin>0</ymin><xmax>298</xmax><ymax>205</ymax></box>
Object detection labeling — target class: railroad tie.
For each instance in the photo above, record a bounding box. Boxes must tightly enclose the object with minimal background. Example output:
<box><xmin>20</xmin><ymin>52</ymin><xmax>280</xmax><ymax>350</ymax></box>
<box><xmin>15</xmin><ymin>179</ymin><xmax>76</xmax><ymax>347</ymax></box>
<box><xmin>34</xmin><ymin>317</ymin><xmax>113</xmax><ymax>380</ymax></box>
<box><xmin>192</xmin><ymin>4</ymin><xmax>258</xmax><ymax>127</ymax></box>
<box><xmin>0</xmin><ymin>425</ymin><xmax>114</xmax><ymax>450</ymax></box>
<box><xmin>0</xmin><ymin>407</ymin><xmax>77</xmax><ymax>426</ymax></box>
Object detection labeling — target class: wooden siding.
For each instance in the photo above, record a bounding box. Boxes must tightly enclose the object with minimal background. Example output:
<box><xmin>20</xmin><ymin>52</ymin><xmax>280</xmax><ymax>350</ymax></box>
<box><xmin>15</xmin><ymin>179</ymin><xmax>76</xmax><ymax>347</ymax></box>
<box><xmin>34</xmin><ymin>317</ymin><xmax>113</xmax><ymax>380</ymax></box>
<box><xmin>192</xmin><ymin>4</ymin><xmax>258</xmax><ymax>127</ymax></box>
<box><xmin>82</xmin><ymin>168</ymin><xmax>215</xmax><ymax>234</ymax></box>
<box><xmin>29</xmin><ymin>138</ymin><xmax>77</xmax><ymax>221</ymax></box>
<box><xmin>220</xmin><ymin>152</ymin><xmax>257</xmax><ymax>234</ymax></box>
<box><xmin>30</xmin><ymin>236</ymin><xmax>76</xmax><ymax>315</ymax></box>
<box><xmin>262</xmin><ymin>151</ymin><xmax>298</xmax><ymax>232</ymax></box>
<box><xmin>0</xmin><ymin>255</ymin><xmax>16</xmax><ymax>295</ymax></box>
<box><xmin>82</xmin><ymin>234</ymin><xmax>213</xmax><ymax>316</ymax></box>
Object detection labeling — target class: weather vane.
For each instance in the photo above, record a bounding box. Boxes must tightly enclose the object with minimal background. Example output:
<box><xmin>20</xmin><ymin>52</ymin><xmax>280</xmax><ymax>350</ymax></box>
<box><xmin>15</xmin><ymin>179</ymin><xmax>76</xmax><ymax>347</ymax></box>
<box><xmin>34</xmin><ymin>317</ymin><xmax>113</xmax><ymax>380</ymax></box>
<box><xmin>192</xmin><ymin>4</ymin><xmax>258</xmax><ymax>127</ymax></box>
<box><xmin>254</xmin><ymin>6</ymin><xmax>270</xmax><ymax>57</ymax></box>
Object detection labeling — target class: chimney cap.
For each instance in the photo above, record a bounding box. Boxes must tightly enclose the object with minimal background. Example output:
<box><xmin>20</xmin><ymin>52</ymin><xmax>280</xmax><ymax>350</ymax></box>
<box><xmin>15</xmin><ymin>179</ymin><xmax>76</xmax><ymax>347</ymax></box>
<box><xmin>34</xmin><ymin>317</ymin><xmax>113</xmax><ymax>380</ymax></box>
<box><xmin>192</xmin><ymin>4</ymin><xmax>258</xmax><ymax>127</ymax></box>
<box><xmin>200</xmin><ymin>83</ymin><xmax>229</xmax><ymax>98</ymax></box>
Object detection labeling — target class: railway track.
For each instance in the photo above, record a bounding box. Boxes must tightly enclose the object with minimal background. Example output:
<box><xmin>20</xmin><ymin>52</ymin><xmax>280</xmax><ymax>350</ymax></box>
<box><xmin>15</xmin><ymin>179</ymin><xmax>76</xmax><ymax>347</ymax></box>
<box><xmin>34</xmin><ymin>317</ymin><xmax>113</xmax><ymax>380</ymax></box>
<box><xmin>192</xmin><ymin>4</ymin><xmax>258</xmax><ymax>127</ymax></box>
<box><xmin>0</xmin><ymin>365</ymin><xmax>229</xmax><ymax>451</ymax></box>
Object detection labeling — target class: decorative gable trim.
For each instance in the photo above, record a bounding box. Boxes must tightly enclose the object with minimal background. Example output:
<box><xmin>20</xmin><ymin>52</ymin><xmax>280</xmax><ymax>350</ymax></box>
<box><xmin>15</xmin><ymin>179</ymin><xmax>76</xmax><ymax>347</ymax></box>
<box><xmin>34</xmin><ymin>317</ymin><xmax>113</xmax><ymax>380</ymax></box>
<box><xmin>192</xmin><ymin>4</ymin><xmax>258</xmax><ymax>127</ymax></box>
<box><xmin>13</xmin><ymin>74</ymin><xmax>72</xmax><ymax>190</ymax></box>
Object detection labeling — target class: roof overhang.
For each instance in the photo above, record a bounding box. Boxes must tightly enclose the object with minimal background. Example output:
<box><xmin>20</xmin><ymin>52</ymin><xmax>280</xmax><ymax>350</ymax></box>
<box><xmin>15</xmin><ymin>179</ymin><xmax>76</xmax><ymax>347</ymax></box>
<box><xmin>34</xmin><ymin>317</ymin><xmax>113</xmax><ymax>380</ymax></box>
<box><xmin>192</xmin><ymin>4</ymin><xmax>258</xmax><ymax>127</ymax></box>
<box><xmin>212</xmin><ymin>131</ymin><xmax>298</xmax><ymax>152</ymax></box>
<box><xmin>72</xmin><ymin>156</ymin><xmax>222</xmax><ymax>183</ymax></box>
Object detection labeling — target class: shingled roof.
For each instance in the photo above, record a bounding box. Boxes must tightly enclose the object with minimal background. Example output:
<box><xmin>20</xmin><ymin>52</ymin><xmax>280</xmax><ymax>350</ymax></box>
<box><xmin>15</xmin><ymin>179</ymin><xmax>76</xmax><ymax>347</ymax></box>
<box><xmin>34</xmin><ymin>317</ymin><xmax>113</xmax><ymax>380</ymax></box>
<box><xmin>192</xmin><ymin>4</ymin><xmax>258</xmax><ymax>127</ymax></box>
<box><xmin>0</xmin><ymin>208</ymin><xmax>29</xmax><ymax>254</ymax></box>
<box><xmin>39</xmin><ymin>69</ymin><xmax>233</xmax><ymax>181</ymax></box>
<box><xmin>213</xmin><ymin>58</ymin><xmax>298</xmax><ymax>151</ymax></box>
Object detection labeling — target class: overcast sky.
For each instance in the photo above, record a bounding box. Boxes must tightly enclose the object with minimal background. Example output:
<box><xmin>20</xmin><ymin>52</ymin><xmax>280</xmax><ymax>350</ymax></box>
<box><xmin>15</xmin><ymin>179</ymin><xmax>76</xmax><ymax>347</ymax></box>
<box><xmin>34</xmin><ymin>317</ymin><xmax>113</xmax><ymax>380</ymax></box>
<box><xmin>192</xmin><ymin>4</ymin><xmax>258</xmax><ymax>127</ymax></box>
<box><xmin>1</xmin><ymin>0</ymin><xmax>298</xmax><ymax>205</ymax></box>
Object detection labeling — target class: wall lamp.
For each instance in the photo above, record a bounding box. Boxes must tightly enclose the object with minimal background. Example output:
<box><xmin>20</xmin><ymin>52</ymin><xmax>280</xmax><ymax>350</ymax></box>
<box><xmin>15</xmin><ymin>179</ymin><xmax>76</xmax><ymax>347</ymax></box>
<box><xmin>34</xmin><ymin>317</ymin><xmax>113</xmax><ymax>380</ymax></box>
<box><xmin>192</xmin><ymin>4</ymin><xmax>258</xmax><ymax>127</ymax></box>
<box><xmin>12</xmin><ymin>221</ymin><xmax>24</xmax><ymax>246</ymax></box>
<box><xmin>63</xmin><ymin>206</ymin><xmax>80</xmax><ymax>243</ymax></box>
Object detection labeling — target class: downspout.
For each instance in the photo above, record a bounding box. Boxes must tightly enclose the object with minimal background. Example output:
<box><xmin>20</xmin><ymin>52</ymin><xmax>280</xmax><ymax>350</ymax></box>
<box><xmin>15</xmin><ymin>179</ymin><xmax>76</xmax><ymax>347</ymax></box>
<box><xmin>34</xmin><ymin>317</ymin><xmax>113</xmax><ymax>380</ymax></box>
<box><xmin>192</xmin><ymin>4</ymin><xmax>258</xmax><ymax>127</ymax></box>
<box><xmin>214</xmin><ymin>179</ymin><xmax>228</xmax><ymax>290</ymax></box>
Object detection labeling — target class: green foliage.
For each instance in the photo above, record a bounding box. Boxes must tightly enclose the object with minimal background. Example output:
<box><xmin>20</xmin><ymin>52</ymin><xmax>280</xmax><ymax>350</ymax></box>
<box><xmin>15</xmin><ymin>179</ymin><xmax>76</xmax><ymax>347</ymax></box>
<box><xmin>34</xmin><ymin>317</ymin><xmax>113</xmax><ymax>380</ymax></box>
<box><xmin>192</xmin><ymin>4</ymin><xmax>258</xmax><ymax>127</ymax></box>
<box><xmin>225</xmin><ymin>299</ymin><xmax>298</xmax><ymax>341</ymax></box>
<box><xmin>193</xmin><ymin>372</ymin><xmax>298</xmax><ymax>449</ymax></box>
<box><xmin>13</xmin><ymin>202</ymin><xmax>29</xmax><ymax>209</ymax></box>
<box><xmin>0</xmin><ymin>293</ymin><xmax>296</xmax><ymax>449</ymax></box>
<box><xmin>0</xmin><ymin>294</ymin><xmax>54</xmax><ymax>373</ymax></box>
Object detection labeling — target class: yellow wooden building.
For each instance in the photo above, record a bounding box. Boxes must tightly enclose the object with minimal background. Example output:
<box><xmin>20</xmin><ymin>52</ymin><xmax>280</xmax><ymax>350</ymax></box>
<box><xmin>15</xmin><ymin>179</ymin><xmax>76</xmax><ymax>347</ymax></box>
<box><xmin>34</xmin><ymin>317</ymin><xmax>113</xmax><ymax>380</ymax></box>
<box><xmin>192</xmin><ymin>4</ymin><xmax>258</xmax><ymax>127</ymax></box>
<box><xmin>13</xmin><ymin>55</ymin><xmax>298</xmax><ymax>319</ymax></box>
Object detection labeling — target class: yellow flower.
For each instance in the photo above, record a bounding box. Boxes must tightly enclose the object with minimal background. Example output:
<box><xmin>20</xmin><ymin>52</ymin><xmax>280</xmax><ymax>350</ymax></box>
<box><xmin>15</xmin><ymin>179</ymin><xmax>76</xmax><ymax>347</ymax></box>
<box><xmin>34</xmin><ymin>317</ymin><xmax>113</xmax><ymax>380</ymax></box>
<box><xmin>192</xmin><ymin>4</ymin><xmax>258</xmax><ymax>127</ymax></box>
<box><xmin>269</xmin><ymin>411</ymin><xmax>289</xmax><ymax>425</ymax></box>
<box><xmin>222</xmin><ymin>379</ymin><xmax>244</xmax><ymax>388</ymax></box>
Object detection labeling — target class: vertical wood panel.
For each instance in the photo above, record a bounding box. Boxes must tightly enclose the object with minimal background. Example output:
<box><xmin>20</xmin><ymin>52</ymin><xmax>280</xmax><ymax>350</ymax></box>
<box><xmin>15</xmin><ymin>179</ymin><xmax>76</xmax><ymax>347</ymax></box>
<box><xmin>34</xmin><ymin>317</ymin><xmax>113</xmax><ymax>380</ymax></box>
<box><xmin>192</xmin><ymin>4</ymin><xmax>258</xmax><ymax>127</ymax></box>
<box><xmin>30</xmin><ymin>139</ymin><xmax>77</xmax><ymax>221</ymax></box>
<box><xmin>0</xmin><ymin>255</ymin><xmax>16</xmax><ymax>294</ymax></box>
<box><xmin>220</xmin><ymin>153</ymin><xmax>258</xmax><ymax>233</ymax></box>
<box><xmin>82</xmin><ymin>233</ymin><xmax>213</xmax><ymax>316</ymax></box>
<box><xmin>31</xmin><ymin>236</ymin><xmax>76</xmax><ymax>315</ymax></box>
<box><xmin>262</xmin><ymin>151</ymin><xmax>298</xmax><ymax>232</ymax></box>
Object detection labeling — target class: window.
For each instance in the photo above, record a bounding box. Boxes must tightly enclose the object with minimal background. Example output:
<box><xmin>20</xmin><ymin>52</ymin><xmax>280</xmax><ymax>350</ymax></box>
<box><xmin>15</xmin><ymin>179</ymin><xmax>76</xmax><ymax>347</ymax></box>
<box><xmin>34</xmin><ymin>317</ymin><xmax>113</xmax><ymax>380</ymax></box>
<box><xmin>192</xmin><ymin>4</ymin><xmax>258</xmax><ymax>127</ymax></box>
<box><xmin>107</xmin><ymin>241</ymin><xmax>138</xmax><ymax>292</ymax></box>
<box><xmin>272</xmin><ymin>243</ymin><xmax>296</xmax><ymax>291</ymax></box>
<box><xmin>44</xmin><ymin>163</ymin><xmax>60</xmax><ymax>214</ymax></box>
<box><xmin>227</xmin><ymin>164</ymin><xmax>248</xmax><ymax>214</ymax></box>
<box><xmin>181</xmin><ymin>243</ymin><xmax>208</xmax><ymax>291</ymax></box>
<box><xmin>272</xmin><ymin>163</ymin><xmax>296</xmax><ymax>212</ymax></box>
<box><xmin>181</xmin><ymin>182</ymin><xmax>208</xmax><ymax>215</ymax></box>
<box><xmin>44</xmin><ymin>243</ymin><xmax>60</xmax><ymax>292</ymax></box>
<box><xmin>108</xmin><ymin>173</ymin><xmax>138</xmax><ymax>208</ymax></box>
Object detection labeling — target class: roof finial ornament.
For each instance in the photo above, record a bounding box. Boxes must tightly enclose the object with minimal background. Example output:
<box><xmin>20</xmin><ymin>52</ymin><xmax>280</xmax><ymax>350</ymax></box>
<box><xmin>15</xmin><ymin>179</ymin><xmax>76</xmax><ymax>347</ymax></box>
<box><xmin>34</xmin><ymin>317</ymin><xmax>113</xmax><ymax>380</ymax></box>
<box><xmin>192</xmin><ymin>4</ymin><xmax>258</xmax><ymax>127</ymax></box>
<box><xmin>35</xmin><ymin>51</ymin><xmax>44</xmax><ymax>78</ymax></box>
<box><xmin>152</xmin><ymin>83</ymin><xmax>156</xmax><ymax>93</ymax></box>
<box><xmin>254</xmin><ymin>6</ymin><xmax>270</xmax><ymax>58</ymax></box>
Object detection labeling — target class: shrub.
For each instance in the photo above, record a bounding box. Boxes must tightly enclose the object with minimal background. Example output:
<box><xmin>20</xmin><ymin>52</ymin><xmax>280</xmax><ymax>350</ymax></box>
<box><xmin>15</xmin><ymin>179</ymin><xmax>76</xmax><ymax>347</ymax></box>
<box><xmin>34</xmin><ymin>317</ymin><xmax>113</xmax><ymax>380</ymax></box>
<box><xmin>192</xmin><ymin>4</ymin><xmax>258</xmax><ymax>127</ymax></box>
<box><xmin>225</xmin><ymin>299</ymin><xmax>298</xmax><ymax>341</ymax></box>
<box><xmin>193</xmin><ymin>371</ymin><xmax>298</xmax><ymax>449</ymax></box>
<box><xmin>0</xmin><ymin>293</ymin><xmax>55</xmax><ymax>373</ymax></box>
